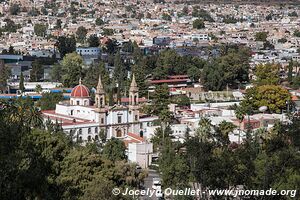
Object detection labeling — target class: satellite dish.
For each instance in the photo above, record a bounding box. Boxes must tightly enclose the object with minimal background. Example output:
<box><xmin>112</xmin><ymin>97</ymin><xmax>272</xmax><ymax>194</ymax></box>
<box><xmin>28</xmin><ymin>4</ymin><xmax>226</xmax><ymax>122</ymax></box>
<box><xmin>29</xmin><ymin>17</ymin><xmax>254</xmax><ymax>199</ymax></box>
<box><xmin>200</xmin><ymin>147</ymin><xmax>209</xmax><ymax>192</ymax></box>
<box><xmin>259</xmin><ymin>106</ymin><xmax>268</xmax><ymax>112</ymax></box>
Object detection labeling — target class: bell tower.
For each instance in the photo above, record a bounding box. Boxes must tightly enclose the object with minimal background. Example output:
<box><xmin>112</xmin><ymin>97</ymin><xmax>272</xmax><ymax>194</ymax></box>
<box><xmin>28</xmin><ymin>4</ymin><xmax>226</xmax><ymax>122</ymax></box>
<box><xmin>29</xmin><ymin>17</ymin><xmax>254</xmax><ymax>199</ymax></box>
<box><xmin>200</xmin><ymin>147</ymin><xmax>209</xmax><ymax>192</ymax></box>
<box><xmin>129</xmin><ymin>74</ymin><xmax>140</xmax><ymax>133</ymax></box>
<box><xmin>95</xmin><ymin>75</ymin><xmax>106</xmax><ymax>126</ymax></box>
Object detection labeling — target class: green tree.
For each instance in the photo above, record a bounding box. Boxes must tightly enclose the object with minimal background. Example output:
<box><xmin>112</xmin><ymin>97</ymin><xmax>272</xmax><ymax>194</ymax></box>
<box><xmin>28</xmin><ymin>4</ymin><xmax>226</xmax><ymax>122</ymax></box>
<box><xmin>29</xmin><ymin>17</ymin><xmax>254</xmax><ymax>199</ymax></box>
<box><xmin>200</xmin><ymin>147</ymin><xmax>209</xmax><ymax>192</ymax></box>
<box><xmin>102</xmin><ymin>137</ymin><xmax>127</xmax><ymax>162</ymax></box>
<box><xmin>95</xmin><ymin>17</ymin><xmax>104</xmax><ymax>26</ymax></box>
<box><xmin>193</xmin><ymin>18</ymin><xmax>205</xmax><ymax>29</ymax></box>
<box><xmin>0</xmin><ymin>60</ymin><xmax>10</xmax><ymax>93</ymax></box>
<box><xmin>255</xmin><ymin>32</ymin><xmax>268</xmax><ymax>41</ymax></box>
<box><xmin>56</xmin><ymin>35</ymin><xmax>77</xmax><ymax>58</ymax></box>
<box><xmin>34</xmin><ymin>23</ymin><xmax>47</xmax><ymax>37</ymax></box>
<box><xmin>55</xmin><ymin>19</ymin><xmax>62</xmax><ymax>29</ymax></box>
<box><xmin>102</xmin><ymin>28</ymin><xmax>114</xmax><ymax>36</ymax></box>
<box><xmin>240</xmin><ymin>85</ymin><xmax>291</xmax><ymax>114</ymax></box>
<box><xmin>50</xmin><ymin>64</ymin><xmax>62</xmax><ymax>82</ymax></box>
<box><xmin>61</xmin><ymin>53</ymin><xmax>83</xmax><ymax>87</ymax></box>
<box><xmin>254</xmin><ymin>63</ymin><xmax>279</xmax><ymax>86</ymax></box>
<box><xmin>113</xmin><ymin>51</ymin><xmax>126</xmax><ymax>99</ymax></box>
<box><xmin>162</xmin><ymin>13</ymin><xmax>172</xmax><ymax>21</ymax></box>
<box><xmin>83</xmin><ymin>61</ymin><xmax>109</xmax><ymax>89</ymax></box>
<box><xmin>30</xmin><ymin>59</ymin><xmax>44</xmax><ymax>82</ymax></box>
<box><xmin>37</xmin><ymin>92</ymin><xmax>64</xmax><ymax>110</ymax></box>
<box><xmin>19</xmin><ymin>72</ymin><xmax>25</xmax><ymax>93</ymax></box>
<box><xmin>88</xmin><ymin>34</ymin><xmax>99</xmax><ymax>47</ymax></box>
<box><xmin>9</xmin><ymin>3</ymin><xmax>20</xmax><ymax>15</ymax></box>
<box><xmin>35</xmin><ymin>84</ymin><xmax>42</xmax><ymax>93</ymax></box>
<box><xmin>159</xmin><ymin>139</ymin><xmax>190</xmax><ymax>189</ymax></box>
<box><xmin>76</xmin><ymin>26</ymin><xmax>88</xmax><ymax>43</ymax></box>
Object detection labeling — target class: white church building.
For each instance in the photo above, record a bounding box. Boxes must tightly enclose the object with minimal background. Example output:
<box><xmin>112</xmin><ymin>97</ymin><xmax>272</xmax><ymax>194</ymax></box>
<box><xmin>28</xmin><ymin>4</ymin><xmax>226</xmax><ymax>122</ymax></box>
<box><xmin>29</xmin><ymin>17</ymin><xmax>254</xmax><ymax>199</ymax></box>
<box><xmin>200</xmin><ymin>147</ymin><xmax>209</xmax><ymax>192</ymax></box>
<box><xmin>42</xmin><ymin>75</ymin><xmax>157</xmax><ymax>144</ymax></box>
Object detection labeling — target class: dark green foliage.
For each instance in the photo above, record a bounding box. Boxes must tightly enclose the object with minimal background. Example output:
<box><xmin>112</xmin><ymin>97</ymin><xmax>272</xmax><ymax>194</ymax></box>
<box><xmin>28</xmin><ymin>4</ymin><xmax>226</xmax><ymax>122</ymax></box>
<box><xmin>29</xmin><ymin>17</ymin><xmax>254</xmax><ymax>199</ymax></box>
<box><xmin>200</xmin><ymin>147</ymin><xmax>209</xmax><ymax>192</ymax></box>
<box><xmin>34</xmin><ymin>23</ymin><xmax>47</xmax><ymax>37</ymax></box>
<box><xmin>255</xmin><ymin>32</ymin><xmax>268</xmax><ymax>41</ymax></box>
<box><xmin>83</xmin><ymin>61</ymin><xmax>110</xmax><ymax>89</ymax></box>
<box><xmin>19</xmin><ymin>72</ymin><xmax>25</xmax><ymax>93</ymax></box>
<box><xmin>76</xmin><ymin>26</ymin><xmax>88</xmax><ymax>43</ymax></box>
<box><xmin>56</xmin><ymin>35</ymin><xmax>77</xmax><ymax>58</ymax></box>
<box><xmin>102</xmin><ymin>137</ymin><xmax>127</xmax><ymax>162</ymax></box>
<box><xmin>192</xmin><ymin>7</ymin><xmax>214</xmax><ymax>22</ymax></box>
<box><xmin>202</xmin><ymin>45</ymin><xmax>251</xmax><ymax>90</ymax></box>
<box><xmin>193</xmin><ymin>18</ymin><xmax>205</xmax><ymax>29</ymax></box>
<box><xmin>0</xmin><ymin>99</ymin><xmax>146</xmax><ymax>200</ymax></box>
<box><xmin>88</xmin><ymin>34</ymin><xmax>99</xmax><ymax>47</ymax></box>
<box><xmin>9</xmin><ymin>3</ymin><xmax>20</xmax><ymax>15</ymax></box>
<box><xmin>95</xmin><ymin>17</ymin><xmax>104</xmax><ymax>26</ymax></box>
<box><xmin>37</xmin><ymin>92</ymin><xmax>64</xmax><ymax>110</ymax></box>
<box><xmin>0</xmin><ymin>60</ymin><xmax>10</xmax><ymax>92</ymax></box>
<box><xmin>30</xmin><ymin>59</ymin><xmax>44</xmax><ymax>82</ymax></box>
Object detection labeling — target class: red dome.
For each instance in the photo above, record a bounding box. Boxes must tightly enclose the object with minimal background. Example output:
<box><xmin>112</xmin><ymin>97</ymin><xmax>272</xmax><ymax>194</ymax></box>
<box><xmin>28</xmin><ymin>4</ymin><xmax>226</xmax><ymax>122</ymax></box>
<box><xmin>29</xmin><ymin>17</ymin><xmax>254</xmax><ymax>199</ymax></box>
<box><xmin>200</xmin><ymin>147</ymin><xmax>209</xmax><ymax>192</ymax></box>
<box><xmin>71</xmin><ymin>84</ymin><xmax>90</xmax><ymax>97</ymax></box>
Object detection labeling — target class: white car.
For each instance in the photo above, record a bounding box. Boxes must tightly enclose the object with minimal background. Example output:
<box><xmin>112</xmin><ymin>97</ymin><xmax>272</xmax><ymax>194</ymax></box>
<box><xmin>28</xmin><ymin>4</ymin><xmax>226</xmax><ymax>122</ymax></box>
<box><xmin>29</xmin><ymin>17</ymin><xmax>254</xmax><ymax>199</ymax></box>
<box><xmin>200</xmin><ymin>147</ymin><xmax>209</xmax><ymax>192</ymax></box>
<box><xmin>152</xmin><ymin>178</ymin><xmax>161</xmax><ymax>190</ymax></box>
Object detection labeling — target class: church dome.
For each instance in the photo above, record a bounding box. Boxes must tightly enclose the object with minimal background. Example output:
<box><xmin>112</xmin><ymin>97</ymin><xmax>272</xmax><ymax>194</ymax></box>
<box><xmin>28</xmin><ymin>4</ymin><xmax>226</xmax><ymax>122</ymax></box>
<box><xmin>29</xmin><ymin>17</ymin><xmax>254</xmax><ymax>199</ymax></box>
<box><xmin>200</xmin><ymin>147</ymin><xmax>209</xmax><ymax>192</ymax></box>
<box><xmin>71</xmin><ymin>83</ymin><xmax>90</xmax><ymax>98</ymax></box>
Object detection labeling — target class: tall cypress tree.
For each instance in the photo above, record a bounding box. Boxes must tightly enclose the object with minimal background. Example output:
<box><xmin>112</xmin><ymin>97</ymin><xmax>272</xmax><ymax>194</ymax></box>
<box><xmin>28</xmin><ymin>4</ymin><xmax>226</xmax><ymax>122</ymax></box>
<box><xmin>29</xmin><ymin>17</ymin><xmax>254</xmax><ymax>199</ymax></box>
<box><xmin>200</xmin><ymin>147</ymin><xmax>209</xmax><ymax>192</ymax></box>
<box><xmin>19</xmin><ymin>72</ymin><xmax>25</xmax><ymax>94</ymax></box>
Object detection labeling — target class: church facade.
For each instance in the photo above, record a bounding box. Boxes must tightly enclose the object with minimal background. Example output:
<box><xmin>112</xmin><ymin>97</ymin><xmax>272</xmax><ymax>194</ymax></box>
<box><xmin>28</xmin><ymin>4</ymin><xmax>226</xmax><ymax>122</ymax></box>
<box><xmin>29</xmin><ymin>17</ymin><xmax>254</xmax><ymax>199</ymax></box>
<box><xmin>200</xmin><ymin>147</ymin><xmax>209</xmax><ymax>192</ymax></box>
<box><xmin>42</xmin><ymin>75</ymin><xmax>157</xmax><ymax>143</ymax></box>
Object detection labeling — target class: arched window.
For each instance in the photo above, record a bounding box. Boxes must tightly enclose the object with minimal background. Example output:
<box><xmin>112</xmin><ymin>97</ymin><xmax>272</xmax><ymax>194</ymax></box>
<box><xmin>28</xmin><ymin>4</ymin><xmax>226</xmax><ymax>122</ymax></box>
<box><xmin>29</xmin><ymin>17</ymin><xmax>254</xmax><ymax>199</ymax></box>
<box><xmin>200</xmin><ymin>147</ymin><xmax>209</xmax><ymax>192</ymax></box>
<box><xmin>100</xmin><ymin>97</ymin><xmax>103</xmax><ymax>107</ymax></box>
<box><xmin>116</xmin><ymin>129</ymin><xmax>122</xmax><ymax>137</ymax></box>
<box><xmin>95</xmin><ymin>135</ymin><xmax>99</xmax><ymax>141</ymax></box>
<box><xmin>134</xmin><ymin>95</ymin><xmax>137</xmax><ymax>105</ymax></box>
<box><xmin>87</xmin><ymin>135</ymin><xmax>92</xmax><ymax>142</ymax></box>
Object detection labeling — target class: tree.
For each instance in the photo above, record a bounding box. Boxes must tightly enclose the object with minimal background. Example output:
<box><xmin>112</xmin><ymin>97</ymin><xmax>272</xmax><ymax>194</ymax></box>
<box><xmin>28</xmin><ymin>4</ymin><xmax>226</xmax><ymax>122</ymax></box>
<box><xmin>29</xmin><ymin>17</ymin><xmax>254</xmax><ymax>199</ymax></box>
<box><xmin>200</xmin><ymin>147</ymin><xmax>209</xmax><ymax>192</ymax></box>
<box><xmin>30</xmin><ymin>60</ymin><xmax>44</xmax><ymax>82</ymax></box>
<box><xmin>35</xmin><ymin>84</ymin><xmax>42</xmax><ymax>93</ymax></box>
<box><xmin>34</xmin><ymin>23</ymin><xmax>47</xmax><ymax>37</ymax></box>
<box><xmin>162</xmin><ymin>13</ymin><xmax>172</xmax><ymax>21</ymax></box>
<box><xmin>102</xmin><ymin>28</ymin><xmax>114</xmax><ymax>36</ymax></box>
<box><xmin>56</xmin><ymin>35</ymin><xmax>77</xmax><ymax>58</ymax></box>
<box><xmin>54</xmin><ymin>19</ymin><xmax>62</xmax><ymax>29</ymax></box>
<box><xmin>19</xmin><ymin>72</ymin><xmax>25</xmax><ymax>94</ymax></box>
<box><xmin>0</xmin><ymin>60</ymin><xmax>10</xmax><ymax>93</ymax></box>
<box><xmin>240</xmin><ymin>85</ymin><xmax>291</xmax><ymax>114</ymax></box>
<box><xmin>193</xmin><ymin>18</ymin><xmax>205</xmax><ymax>29</ymax></box>
<box><xmin>95</xmin><ymin>17</ymin><xmax>104</xmax><ymax>26</ymax></box>
<box><xmin>76</xmin><ymin>26</ymin><xmax>88</xmax><ymax>43</ymax></box>
<box><xmin>61</xmin><ymin>53</ymin><xmax>83</xmax><ymax>87</ymax></box>
<box><xmin>113</xmin><ymin>51</ymin><xmax>126</xmax><ymax>99</ymax></box>
<box><xmin>152</xmin><ymin>84</ymin><xmax>172</xmax><ymax>123</ymax></box>
<box><xmin>287</xmin><ymin>61</ymin><xmax>293</xmax><ymax>83</ymax></box>
<box><xmin>187</xmin><ymin>65</ymin><xmax>201</xmax><ymax>82</ymax></box>
<box><xmin>37</xmin><ymin>92</ymin><xmax>64</xmax><ymax>110</ymax></box>
<box><xmin>293</xmin><ymin>30</ymin><xmax>300</xmax><ymax>37</ymax></box>
<box><xmin>50</xmin><ymin>64</ymin><xmax>62</xmax><ymax>82</ymax></box>
<box><xmin>83</xmin><ymin>61</ymin><xmax>110</xmax><ymax>89</ymax></box>
<box><xmin>102</xmin><ymin>138</ymin><xmax>127</xmax><ymax>162</ymax></box>
<box><xmin>254</xmin><ymin>63</ymin><xmax>279</xmax><ymax>86</ymax></box>
<box><xmin>255</xmin><ymin>32</ymin><xmax>268</xmax><ymax>41</ymax></box>
<box><xmin>159</xmin><ymin>139</ymin><xmax>190</xmax><ymax>189</ymax></box>
<box><xmin>88</xmin><ymin>34</ymin><xmax>99</xmax><ymax>47</ymax></box>
<box><xmin>9</xmin><ymin>3</ymin><xmax>20</xmax><ymax>15</ymax></box>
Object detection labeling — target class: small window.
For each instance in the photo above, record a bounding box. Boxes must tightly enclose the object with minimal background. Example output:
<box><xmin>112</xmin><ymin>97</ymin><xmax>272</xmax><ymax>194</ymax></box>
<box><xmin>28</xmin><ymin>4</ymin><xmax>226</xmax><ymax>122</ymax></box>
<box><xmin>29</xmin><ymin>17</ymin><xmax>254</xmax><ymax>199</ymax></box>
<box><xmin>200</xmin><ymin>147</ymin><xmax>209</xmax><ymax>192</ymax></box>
<box><xmin>135</xmin><ymin>115</ymin><xmax>138</xmax><ymax>121</ymax></box>
<box><xmin>88</xmin><ymin>128</ymin><xmax>91</xmax><ymax>134</ymax></box>
<box><xmin>79</xmin><ymin>136</ymin><xmax>83</xmax><ymax>142</ymax></box>
<box><xmin>70</xmin><ymin>110</ymin><xmax>73</xmax><ymax>115</ymax></box>
<box><xmin>76</xmin><ymin>101</ymin><xmax>80</xmax><ymax>105</ymax></box>
<box><xmin>118</xmin><ymin>116</ymin><xmax>122</xmax><ymax>123</ymax></box>
<box><xmin>95</xmin><ymin>135</ymin><xmax>99</xmax><ymax>141</ymax></box>
<box><xmin>79</xmin><ymin>128</ymin><xmax>82</xmax><ymax>135</ymax></box>
<box><xmin>87</xmin><ymin>135</ymin><xmax>92</xmax><ymax>142</ymax></box>
<box><xmin>101</xmin><ymin>118</ymin><xmax>104</xmax><ymax>124</ymax></box>
<box><xmin>95</xmin><ymin>127</ymin><xmax>98</xmax><ymax>134</ymax></box>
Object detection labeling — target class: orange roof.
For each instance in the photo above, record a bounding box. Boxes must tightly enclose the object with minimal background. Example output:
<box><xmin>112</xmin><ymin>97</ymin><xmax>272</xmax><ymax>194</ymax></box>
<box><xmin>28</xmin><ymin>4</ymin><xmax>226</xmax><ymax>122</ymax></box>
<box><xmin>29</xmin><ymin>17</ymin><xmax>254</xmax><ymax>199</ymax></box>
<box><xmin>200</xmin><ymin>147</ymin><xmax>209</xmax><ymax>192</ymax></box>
<box><xmin>292</xmin><ymin>95</ymin><xmax>299</xmax><ymax>101</ymax></box>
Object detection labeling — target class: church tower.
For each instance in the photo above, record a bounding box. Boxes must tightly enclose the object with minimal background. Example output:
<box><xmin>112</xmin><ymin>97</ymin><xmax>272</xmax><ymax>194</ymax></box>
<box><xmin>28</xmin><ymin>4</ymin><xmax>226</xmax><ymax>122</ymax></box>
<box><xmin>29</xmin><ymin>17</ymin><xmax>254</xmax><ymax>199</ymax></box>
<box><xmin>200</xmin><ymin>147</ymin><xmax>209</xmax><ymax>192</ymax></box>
<box><xmin>95</xmin><ymin>75</ymin><xmax>106</xmax><ymax>126</ymax></box>
<box><xmin>129</xmin><ymin>74</ymin><xmax>140</xmax><ymax>133</ymax></box>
